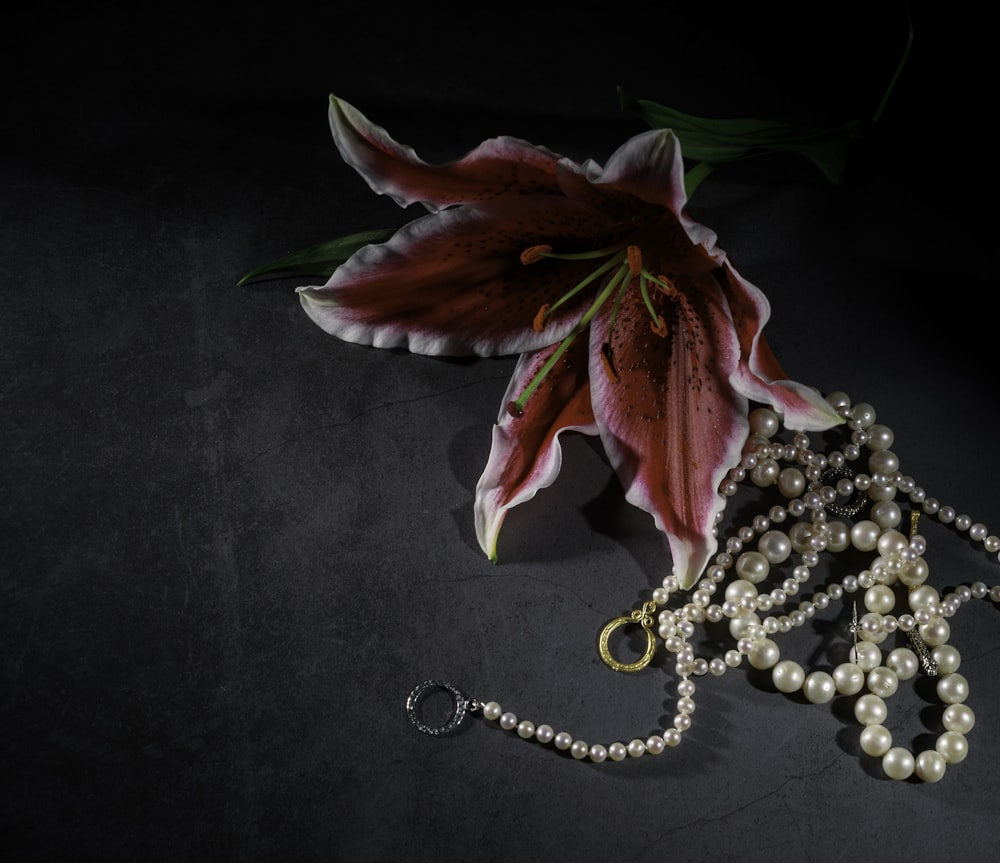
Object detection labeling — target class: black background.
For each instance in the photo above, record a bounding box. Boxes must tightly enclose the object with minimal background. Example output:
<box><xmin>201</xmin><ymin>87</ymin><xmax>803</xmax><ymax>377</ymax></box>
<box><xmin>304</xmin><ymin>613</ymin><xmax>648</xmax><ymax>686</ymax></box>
<box><xmin>4</xmin><ymin>4</ymin><xmax>999</xmax><ymax>861</ymax></box>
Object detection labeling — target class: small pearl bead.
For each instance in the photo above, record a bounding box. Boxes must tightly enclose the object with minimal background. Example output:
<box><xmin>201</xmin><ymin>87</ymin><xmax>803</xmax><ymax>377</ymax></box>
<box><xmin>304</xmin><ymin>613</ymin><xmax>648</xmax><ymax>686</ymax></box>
<box><xmin>589</xmin><ymin>744</ymin><xmax>608</xmax><ymax>763</ymax></box>
<box><xmin>553</xmin><ymin>731</ymin><xmax>573</xmax><ymax>750</ymax></box>
<box><xmin>483</xmin><ymin>701</ymin><xmax>502</xmax><ymax>721</ymax></box>
<box><xmin>517</xmin><ymin>720</ymin><xmax>535</xmax><ymax>739</ymax></box>
<box><xmin>627</xmin><ymin>739</ymin><xmax>646</xmax><ymax>758</ymax></box>
<box><xmin>607</xmin><ymin>742</ymin><xmax>628</xmax><ymax>762</ymax></box>
<box><xmin>499</xmin><ymin>712</ymin><xmax>518</xmax><ymax>731</ymax></box>
<box><xmin>570</xmin><ymin>740</ymin><xmax>589</xmax><ymax>760</ymax></box>
<box><xmin>535</xmin><ymin>724</ymin><xmax>555</xmax><ymax>744</ymax></box>
<box><xmin>646</xmin><ymin>735</ymin><xmax>665</xmax><ymax>755</ymax></box>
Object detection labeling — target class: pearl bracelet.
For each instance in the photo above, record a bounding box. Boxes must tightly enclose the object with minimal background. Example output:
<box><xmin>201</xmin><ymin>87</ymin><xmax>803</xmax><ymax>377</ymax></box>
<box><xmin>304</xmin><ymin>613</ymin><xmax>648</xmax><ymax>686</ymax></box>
<box><xmin>406</xmin><ymin>391</ymin><xmax>998</xmax><ymax>782</ymax></box>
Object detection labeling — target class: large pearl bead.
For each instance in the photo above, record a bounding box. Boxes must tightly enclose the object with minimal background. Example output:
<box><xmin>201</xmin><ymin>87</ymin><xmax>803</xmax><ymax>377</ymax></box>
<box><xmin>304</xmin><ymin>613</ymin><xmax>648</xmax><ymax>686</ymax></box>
<box><xmin>882</xmin><ymin>747</ymin><xmax>915</xmax><ymax>780</ymax></box>
<box><xmin>833</xmin><ymin>662</ymin><xmax>865</xmax><ymax>695</ymax></box>
<box><xmin>937</xmin><ymin>673</ymin><xmax>969</xmax><ymax>704</ymax></box>
<box><xmin>803</xmin><ymin>671</ymin><xmax>836</xmax><ymax>704</ymax></box>
<box><xmin>860</xmin><ymin>724</ymin><xmax>893</xmax><ymax>756</ymax></box>
<box><xmin>915</xmin><ymin>750</ymin><xmax>947</xmax><ymax>783</ymax></box>
<box><xmin>748</xmin><ymin>638</ymin><xmax>780</xmax><ymax>670</ymax></box>
<box><xmin>855</xmin><ymin>693</ymin><xmax>888</xmax><ymax>726</ymax></box>
<box><xmin>942</xmin><ymin>703</ymin><xmax>976</xmax><ymax>734</ymax></box>
<box><xmin>936</xmin><ymin>731</ymin><xmax>969</xmax><ymax>764</ymax></box>
<box><xmin>772</xmin><ymin>660</ymin><xmax>805</xmax><ymax>693</ymax></box>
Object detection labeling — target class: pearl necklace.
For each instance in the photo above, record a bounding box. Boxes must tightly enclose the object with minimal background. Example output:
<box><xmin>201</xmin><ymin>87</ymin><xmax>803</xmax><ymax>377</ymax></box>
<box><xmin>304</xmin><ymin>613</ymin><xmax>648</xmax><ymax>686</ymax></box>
<box><xmin>406</xmin><ymin>391</ymin><xmax>999</xmax><ymax>782</ymax></box>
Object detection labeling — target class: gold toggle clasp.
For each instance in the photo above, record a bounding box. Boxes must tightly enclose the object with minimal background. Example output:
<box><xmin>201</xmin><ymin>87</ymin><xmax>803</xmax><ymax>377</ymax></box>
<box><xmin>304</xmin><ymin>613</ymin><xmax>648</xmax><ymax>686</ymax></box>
<box><xmin>598</xmin><ymin>601</ymin><xmax>658</xmax><ymax>672</ymax></box>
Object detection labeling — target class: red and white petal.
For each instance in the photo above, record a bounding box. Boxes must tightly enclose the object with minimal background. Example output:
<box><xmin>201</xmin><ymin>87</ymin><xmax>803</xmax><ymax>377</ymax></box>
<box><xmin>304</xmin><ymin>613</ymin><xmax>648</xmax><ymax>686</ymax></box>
<box><xmin>329</xmin><ymin>95</ymin><xmax>564</xmax><ymax>213</ymax></box>
<box><xmin>298</xmin><ymin>194</ymin><xmax>613</xmax><ymax>357</ymax></box>
<box><xmin>475</xmin><ymin>339</ymin><xmax>598</xmax><ymax>562</ymax></box>
<box><xmin>589</xmin><ymin>272</ymin><xmax>746</xmax><ymax>588</ymax></box>
<box><xmin>719</xmin><ymin>263</ymin><xmax>843</xmax><ymax>431</ymax></box>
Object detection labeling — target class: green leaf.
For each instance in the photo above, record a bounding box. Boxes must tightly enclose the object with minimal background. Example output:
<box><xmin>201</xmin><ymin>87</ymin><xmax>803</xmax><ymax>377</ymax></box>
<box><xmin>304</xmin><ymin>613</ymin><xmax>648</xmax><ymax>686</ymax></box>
<box><xmin>238</xmin><ymin>227</ymin><xmax>396</xmax><ymax>285</ymax></box>
<box><xmin>618</xmin><ymin>86</ymin><xmax>862</xmax><ymax>186</ymax></box>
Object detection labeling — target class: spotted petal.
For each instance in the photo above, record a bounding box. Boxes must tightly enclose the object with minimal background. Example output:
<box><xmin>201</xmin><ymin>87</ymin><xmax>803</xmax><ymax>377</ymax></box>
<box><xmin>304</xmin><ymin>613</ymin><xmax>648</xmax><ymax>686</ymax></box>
<box><xmin>475</xmin><ymin>336</ymin><xmax>598</xmax><ymax>561</ymax></box>
<box><xmin>328</xmin><ymin>94</ymin><xmax>564</xmax><ymax>213</ymax></box>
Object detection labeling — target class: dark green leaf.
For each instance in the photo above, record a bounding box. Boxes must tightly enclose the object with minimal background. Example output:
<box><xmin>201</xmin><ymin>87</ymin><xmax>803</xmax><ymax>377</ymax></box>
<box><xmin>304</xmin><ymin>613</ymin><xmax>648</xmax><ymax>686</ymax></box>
<box><xmin>238</xmin><ymin>227</ymin><xmax>396</xmax><ymax>285</ymax></box>
<box><xmin>618</xmin><ymin>86</ymin><xmax>862</xmax><ymax>185</ymax></box>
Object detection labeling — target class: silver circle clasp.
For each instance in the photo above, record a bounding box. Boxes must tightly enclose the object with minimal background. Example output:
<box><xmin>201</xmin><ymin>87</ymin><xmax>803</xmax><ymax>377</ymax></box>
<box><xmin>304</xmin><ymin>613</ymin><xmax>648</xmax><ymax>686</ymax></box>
<box><xmin>405</xmin><ymin>679</ymin><xmax>474</xmax><ymax>736</ymax></box>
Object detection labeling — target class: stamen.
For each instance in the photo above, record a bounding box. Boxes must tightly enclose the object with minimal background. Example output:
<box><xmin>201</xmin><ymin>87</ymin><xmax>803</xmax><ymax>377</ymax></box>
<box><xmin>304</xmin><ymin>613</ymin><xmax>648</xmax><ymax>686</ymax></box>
<box><xmin>508</xmin><ymin>260</ymin><xmax>632</xmax><ymax>415</ymax></box>
<box><xmin>520</xmin><ymin>244</ymin><xmax>553</xmax><ymax>265</ymax></box>
<box><xmin>650</xmin><ymin>314</ymin><xmax>668</xmax><ymax>338</ymax></box>
<box><xmin>533</xmin><ymin>303</ymin><xmax>551</xmax><ymax>333</ymax></box>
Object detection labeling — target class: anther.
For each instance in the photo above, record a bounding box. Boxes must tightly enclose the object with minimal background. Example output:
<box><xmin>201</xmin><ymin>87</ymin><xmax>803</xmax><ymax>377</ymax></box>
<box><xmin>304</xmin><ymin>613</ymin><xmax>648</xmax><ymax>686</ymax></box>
<box><xmin>520</xmin><ymin>244</ymin><xmax>552</xmax><ymax>265</ymax></box>
<box><xmin>655</xmin><ymin>275</ymin><xmax>679</xmax><ymax>298</ymax></box>
<box><xmin>650</xmin><ymin>314</ymin><xmax>668</xmax><ymax>338</ymax></box>
<box><xmin>601</xmin><ymin>342</ymin><xmax>619</xmax><ymax>383</ymax></box>
<box><xmin>533</xmin><ymin>303</ymin><xmax>550</xmax><ymax>333</ymax></box>
<box><xmin>627</xmin><ymin>245</ymin><xmax>642</xmax><ymax>278</ymax></box>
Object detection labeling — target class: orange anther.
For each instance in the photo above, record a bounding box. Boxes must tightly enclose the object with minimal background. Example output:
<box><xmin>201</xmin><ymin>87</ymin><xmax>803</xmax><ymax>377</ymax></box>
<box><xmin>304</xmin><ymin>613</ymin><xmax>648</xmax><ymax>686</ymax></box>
<box><xmin>650</xmin><ymin>314</ymin><xmax>668</xmax><ymax>338</ymax></box>
<box><xmin>533</xmin><ymin>303</ymin><xmax>551</xmax><ymax>333</ymax></box>
<box><xmin>627</xmin><ymin>245</ymin><xmax>642</xmax><ymax>277</ymax></box>
<box><xmin>520</xmin><ymin>244</ymin><xmax>553</xmax><ymax>265</ymax></box>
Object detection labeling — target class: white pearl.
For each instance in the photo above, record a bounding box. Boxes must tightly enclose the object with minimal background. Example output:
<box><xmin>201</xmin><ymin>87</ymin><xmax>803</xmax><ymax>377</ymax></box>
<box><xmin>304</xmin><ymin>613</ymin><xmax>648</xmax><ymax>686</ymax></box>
<box><xmin>854</xmin><ymin>693</ymin><xmax>888</xmax><ymax>726</ymax></box>
<box><xmin>870</xmin><ymin>500</ymin><xmax>902</xmax><ymax>529</ymax></box>
<box><xmin>886</xmin><ymin>647</ymin><xmax>919</xmax><ymax>680</ymax></box>
<box><xmin>748</xmin><ymin>638</ymin><xmax>781</xmax><ymax>670</ymax></box>
<box><xmin>866</xmin><ymin>423</ymin><xmax>894</xmax><ymax>451</ymax></box>
<box><xmin>882</xmin><ymin>747</ymin><xmax>915</xmax><ymax>780</ymax></box>
<box><xmin>553</xmin><ymin>731</ymin><xmax>573</xmax><ymax>750</ymax></box>
<box><xmin>748</xmin><ymin>407</ymin><xmax>779</xmax><ymax>437</ymax></box>
<box><xmin>915</xmin><ymin>750</ymin><xmax>947</xmax><ymax>783</ymax></box>
<box><xmin>772</xmin><ymin>660</ymin><xmax>805</xmax><ymax>693</ymax></box>
<box><xmin>570</xmin><ymin>740</ymin><xmax>589</xmax><ymax>759</ymax></box>
<box><xmin>725</xmin><ymin>579</ymin><xmax>759</xmax><ymax>604</ymax></box>
<box><xmin>864</xmin><ymin>584</ymin><xmax>896</xmax><ymax>615</ymax></box>
<box><xmin>627</xmin><ymin>739</ymin><xmax>646</xmax><ymax>758</ymax></box>
<box><xmin>937</xmin><ymin>673</ymin><xmax>969</xmax><ymax>704</ymax></box>
<box><xmin>803</xmin><ymin>671</ymin><xmax>836</xmax><ymax>704</ymax></box>
<box><xmin>936</xmin><ymin>731</ymin><xmax>969</xmax><ymax>763</ymax></box>
<box><xmin>535</xmin><ymin>724</ymin><xmax>555</xmax><ymax>744</ymax></box>
<box><xmin>517</xmin><ymin>720</ymin><xmax>535</xmax><ymax>739</ymax></box>
<box><xmin>850</xmin><ymin>520</ymin><xmax>881</xmax><ymax>552</ymax></box>
<box><xmin>758</xmin><ymin>529</ymin><xmax>792</xmax><ymax>564</ymax></box>
<box><xmin>607</xmin><ymin>742</ymin><xmax>628</xmax><ymax>761</ymax></box>
<box><xmin>588</xmin><ymin>744</ymin><xmax>608</xmax><ymax>763</ymax></box>
<box><xmin>909</xmin><ymin>585</ymin><xmax>940</xmax><ymax>611</ymax></box>
<box><xmin>499</xmin><ymin>712</ymin><xmax>518</xmax><ymax>731</ymax></box>
<box><xmin>646</xmin><ymin>735</ymin><xmax>666</xmax><ymax>755</ymax></box>
<box><xmin>777</xmin><ymin>467</ymin><xmax>806</xmax><ymax>499</ymax></box>
<box><xmin>850</xmin><ymin>641</ymin><xmax>882</xmax><ymax>671</ymax></box>
<box><xmin>867</xmin><ymin>666</ymin><xmax>899</xmax><ymax>698</ymax></box>
<box><xmin>932</xmin><ymin>644</ymin><xmax>961</xmax><ymax>674</ymax></box>
<box><xmin>942</xmin><ymin>703</ymin><xmax>976</xmax><ymax>734</ymax></box>
<box><xmin>833</xmin><ymin>662</ymin><xmax>866</xmax><ymax>695</ymax></box>
<box><xmin>663</xmin><ymin>728</ymin><xmax>682</xmax><ymax>747</ymax></box>
<box><xmin>483</xmin><ymin>701</ymin><xmax>502</xmax><ymax>721</ymax></box>
<box><xmin>919</xmin><ymin>619</ymin><xmax>950</xmax><ymax>646</ymax></box>
<box><xmin>735</xmin><ymin>550</ymin><xmax>770</xmax><ymax>583</ymax></box>
<box><xmin>860</xmin><ymin>724</ymin><xmax>893</xmax><ymax>756</ymax></box>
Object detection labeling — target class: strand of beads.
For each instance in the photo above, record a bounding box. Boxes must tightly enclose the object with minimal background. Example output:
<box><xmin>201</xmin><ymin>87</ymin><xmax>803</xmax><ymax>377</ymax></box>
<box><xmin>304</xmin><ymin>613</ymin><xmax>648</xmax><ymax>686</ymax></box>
<box><xmin>415</xmin><ymin>391</ymin><xmax>999</xmax><ymax>780</ymax></box>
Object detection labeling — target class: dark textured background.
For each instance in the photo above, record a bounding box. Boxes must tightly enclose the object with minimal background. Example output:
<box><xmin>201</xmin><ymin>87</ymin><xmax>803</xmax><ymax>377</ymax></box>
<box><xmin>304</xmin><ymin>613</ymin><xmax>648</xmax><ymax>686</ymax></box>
<box><xmin>4</xmin><ymin>4</ymin><xmax>999</xmax><ymax>861</ymax></box>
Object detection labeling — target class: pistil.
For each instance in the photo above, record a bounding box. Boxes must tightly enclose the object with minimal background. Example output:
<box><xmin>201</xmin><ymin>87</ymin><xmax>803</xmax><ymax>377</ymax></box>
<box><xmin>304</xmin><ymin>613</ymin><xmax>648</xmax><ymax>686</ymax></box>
<box><xmin>508</xmin><ymin>241</ymin><xmax>672</xmax><ymax>416</ymax></box>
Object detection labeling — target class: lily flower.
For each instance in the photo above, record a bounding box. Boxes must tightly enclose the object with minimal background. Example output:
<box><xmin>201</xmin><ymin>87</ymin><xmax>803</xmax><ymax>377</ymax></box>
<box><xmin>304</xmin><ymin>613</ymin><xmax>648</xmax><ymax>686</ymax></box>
<box><xmin>298</xmin><ymin>95</ymin><xmax>842</xmax><ymax>588</ymax></box>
